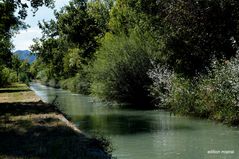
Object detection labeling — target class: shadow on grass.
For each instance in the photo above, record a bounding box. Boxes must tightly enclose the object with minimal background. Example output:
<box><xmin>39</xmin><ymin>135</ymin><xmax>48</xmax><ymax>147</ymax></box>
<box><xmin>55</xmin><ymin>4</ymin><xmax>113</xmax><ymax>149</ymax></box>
<box><xmin>0</xmin><ymin>102</ymin><xmax>58</xmax><ymax>116</ymax></box>
<box><xmin>0</xmin><ymin>102</ymin><xmax>111</xmax><ymax>159</ymax></box>
<box><xmin>0</xmin><ymin>89</ymin><xmax>30</xmax><ymax>93</ymax></box>
<box><xmin>0</xmin><ymin>124</ymin><xmax>108</xmax><ymax>159</ymax></box>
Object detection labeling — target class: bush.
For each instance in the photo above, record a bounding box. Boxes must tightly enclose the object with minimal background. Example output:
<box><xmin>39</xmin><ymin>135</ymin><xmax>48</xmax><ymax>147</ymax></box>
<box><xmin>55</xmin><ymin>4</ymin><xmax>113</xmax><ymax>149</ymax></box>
<box><xmin>18</xmin><ymin>72</ymin><xmax>30</xmax><ymax>84</ymax></box>
<box><xmin>196</xmin><ymin>56</ymin><xmax>239</xmax><ymax>124</ymax></box>
<box><xmin>0</xmin><ymin>67</ymin><xmax>18</xmax><ymax>87</ymax></box>
<box><xmin>148</xmin><ymin>64</ymin><xmax>200</xmax><ymax>114</ymax></box>
<box><xmin>147</xmin><ymin>63</ymin><xmax>174</xmax><ymax>108</ymax></box>
<box><xmin>60</xmin><ymin>67</ymin><xmax>91</xmax><ymax>94</ymax></box>
<box><xmin>47</xmin><ymin>79</ymin><xmax>59</xmax><ymax>88</ymax></box>
<box><xmin>90</xmin><ymin>32</ymin><xmax>160</xmax><ymax>107</ymax></box>
<box><xmin>166</xmin><ymin>76</ymin><xmax>199</xmax><ymax>116</ymax></box>
<box><xmin>149</xmin><ymin>54</ymin><xmax>239</xmax><ymax>125</ymax></box>
<box><xmin>36</xmin><ymin>68</ymin><xmax>49</xmax><ymax>83</ymax></box>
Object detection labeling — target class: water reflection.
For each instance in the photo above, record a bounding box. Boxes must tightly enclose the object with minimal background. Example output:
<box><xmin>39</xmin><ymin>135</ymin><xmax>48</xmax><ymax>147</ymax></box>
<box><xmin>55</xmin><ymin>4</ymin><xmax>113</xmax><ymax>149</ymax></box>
<box><xmin>30</xmin><ymin>83</ymin><xmax>239</xmax><ymax>159</ymax></box>
<box><xmin>70</xmin><ymin>113</ymin><xmax>196</xmax><ymax>135</ymax></box>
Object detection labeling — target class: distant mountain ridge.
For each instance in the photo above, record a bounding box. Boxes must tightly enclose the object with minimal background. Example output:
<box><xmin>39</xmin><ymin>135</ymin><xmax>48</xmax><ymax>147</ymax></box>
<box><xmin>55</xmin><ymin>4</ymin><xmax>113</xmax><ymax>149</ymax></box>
<box><xmin>14</xmin><ymin>50</ymin><xmax>36</xmax><ymax>64</ymax></box>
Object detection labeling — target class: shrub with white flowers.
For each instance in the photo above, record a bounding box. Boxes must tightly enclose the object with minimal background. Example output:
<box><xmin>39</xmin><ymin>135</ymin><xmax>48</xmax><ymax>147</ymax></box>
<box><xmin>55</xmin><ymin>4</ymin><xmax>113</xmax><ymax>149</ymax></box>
<box><xmin>147</xmin><ymin>62</ymin><xmax>174</xmax><ymax>107</ymax></box>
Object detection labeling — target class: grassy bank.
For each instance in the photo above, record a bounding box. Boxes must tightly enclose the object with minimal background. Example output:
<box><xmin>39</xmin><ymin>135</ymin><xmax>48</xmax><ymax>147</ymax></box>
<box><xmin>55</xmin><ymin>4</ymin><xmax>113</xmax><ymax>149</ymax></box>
<box><xmin>0</xmin><ymin>83</ymin><xmax>111</xmax><ymax>159</ymax></box>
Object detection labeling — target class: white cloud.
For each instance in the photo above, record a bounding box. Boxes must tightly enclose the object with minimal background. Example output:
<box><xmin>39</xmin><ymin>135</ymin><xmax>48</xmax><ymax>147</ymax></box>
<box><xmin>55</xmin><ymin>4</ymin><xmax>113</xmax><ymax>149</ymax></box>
<box><xmin>13</xmin><ymin>27</ymin><xmax>42</xmax><ymax>51</ymax></box>
<box><xmin>12</xmin><ymin>0</ymin><xmax>70</xmax><ymax>51</ymax></box>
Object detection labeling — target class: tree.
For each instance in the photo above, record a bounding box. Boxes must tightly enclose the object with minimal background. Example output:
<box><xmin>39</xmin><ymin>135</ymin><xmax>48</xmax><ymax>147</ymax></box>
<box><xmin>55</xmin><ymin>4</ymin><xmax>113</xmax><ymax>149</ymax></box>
<box><xmin>160</xmin><ymin>0</ymin><xmax>239</xmax><ymax>76</ymax></box>
<box><xmin>31</xmin><ymin>0</ymin><xmax>112</xmax><ymax>82</ymax></box>
<box><xmin>91</xmin><ymin>32</ymin><xmax>159</xmax><ymax>107</ymax></box>
<box><xmin>11</xmin><ymin>55</ymin><xmax>21</xmax><ymax>78</ymax></box>
<box><xmin>0</xmin><ymin>0</ymin><xmax>54</xmax><ymax>87</ymax></box>
<box><xmin>0</xmin><ymin>1</ymin><xmax>20</xmax><ymax>66</ymax></box>
<box><xmin>57</xmin><ymin>0</ymin><xmax>103</xmax><ymax>59</ymax></box>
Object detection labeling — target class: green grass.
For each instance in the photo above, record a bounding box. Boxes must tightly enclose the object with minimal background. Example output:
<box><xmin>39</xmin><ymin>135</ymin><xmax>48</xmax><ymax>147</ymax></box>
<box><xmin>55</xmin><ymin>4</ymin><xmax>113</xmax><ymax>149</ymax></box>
<box><xmin>0</xmin><ymin>83</ymin><xmax>29</xmax><ymax>91</ymax></box>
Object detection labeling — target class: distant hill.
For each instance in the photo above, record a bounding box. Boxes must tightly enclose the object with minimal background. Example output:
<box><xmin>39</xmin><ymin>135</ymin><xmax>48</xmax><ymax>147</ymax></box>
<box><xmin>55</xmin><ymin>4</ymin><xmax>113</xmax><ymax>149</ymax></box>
<box><xmin>14</xmin><ymin>50</ymin><xmax>36</xmax><ymax>64</ymax></box>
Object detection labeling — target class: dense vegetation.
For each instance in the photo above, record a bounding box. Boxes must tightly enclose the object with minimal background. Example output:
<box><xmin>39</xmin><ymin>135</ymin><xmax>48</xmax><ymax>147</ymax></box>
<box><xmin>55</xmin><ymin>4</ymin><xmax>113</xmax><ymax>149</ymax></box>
<box><xmin>0</xmin><ymin>0</ymin><xmax>54</xmax><ymax>86</ymax></box>
<box><xmin>2</xmin><ymin>0</ymin><xmax>239</xmax><ymax>124</ymax></box>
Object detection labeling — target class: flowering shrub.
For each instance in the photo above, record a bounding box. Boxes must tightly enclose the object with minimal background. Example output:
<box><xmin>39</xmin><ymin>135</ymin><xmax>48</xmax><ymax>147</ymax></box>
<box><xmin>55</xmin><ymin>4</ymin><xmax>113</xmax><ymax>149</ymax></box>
<box><xmin>148</xmin><ymin>54</ymin><xmax>239</xmax><ymax>125</ymax></box>
<box><xmin>147</xmin><ymin>63</ymin><xmax>174</xmax><ymax>107</ymax></box>
<box><xmin>199</xmin><ymin>55</ymin><xmax>239</xmax><ymax>124</ymax></box>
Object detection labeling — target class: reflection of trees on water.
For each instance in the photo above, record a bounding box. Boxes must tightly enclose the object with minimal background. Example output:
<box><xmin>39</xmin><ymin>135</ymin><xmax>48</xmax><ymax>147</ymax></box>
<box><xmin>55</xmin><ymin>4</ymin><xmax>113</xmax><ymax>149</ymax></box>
<box><xmin>72</xmin><ymin>114</ymin><xmax>195</xmax><ymax>135</ymax></box>
<box><xmin>51</xmin><ymin>95</ymin><xmax>59</xmax><ymax>105</ymax></box>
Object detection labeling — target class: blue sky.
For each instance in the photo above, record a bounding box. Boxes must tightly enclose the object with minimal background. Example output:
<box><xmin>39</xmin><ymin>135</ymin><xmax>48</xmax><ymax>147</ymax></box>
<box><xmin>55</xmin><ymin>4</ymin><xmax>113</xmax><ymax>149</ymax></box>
<box><xmin>12</xmin><ymin>0</ymin><xmax>70</xmax><ymax>51</ymax></box>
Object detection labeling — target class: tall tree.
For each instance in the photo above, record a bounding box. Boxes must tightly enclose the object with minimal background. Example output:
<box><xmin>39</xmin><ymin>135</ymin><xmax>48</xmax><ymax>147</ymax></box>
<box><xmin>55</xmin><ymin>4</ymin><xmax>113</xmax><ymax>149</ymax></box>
<box><xmin>160</xmin><ymin>0</ymin><xmax>239</xmax><ymax>76</ymax></box>
<box><xmin>0</xmin><ymin>0</ymin><xmax>54</xmax><ymax>66</ymax></box>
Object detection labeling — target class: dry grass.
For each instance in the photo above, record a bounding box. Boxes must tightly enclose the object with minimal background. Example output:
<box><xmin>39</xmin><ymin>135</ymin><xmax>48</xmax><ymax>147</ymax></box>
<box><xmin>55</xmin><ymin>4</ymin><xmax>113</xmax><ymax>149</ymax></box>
<box><xmin>0</xmin><ymin>83</ymin><xmax>111</xmax><ymax>159</ymax></box>
<box><xmin>0</xmin><ymin>83</ymin><xmax>40</xmax><ymax>103</ymax></box>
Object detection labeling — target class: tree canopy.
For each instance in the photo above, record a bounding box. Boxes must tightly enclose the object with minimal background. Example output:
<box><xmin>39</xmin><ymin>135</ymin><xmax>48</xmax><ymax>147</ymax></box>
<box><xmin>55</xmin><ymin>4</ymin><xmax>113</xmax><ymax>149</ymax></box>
<box><xmin>3</xmin><ymin>0</ymin><xmax>239</xmax><ymax>108</ymax></box>
<box><xmin>0</xmin><ymin>0</ymin><xmax>54</xmax><ymax>86</ymax></box>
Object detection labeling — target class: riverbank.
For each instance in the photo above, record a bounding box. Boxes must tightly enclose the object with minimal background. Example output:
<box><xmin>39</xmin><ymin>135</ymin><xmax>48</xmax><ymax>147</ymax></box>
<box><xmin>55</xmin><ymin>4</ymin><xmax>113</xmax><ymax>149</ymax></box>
<box><xmin>0</xmin><ymin>83</ymin><xmax>111</xmax><ymax>159</ymax></box>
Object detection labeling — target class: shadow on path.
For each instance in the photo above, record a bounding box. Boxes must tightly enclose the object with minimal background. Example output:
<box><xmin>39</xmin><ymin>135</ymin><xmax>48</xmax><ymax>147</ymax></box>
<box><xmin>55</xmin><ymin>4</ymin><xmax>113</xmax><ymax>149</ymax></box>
<box><xmin>0</xmin><ymin>101</ymin><xmax>111</xmax><ymax>159</ymax></box>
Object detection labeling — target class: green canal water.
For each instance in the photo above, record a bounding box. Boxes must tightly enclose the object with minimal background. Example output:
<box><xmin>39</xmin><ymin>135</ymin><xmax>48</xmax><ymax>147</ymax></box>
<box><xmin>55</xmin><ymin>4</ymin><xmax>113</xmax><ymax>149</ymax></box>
<box><xmin>30</xmin><ymin>83</ymin><xmax>239</xmax><ymax>159</ymax></box>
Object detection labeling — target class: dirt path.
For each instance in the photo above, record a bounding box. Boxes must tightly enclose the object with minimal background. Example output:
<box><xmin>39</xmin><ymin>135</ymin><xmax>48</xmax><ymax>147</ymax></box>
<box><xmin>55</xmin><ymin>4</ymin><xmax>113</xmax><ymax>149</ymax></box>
<box><xmin>0</xmin><ymin>83</ymin><xmax>111</xmax><ymax>159</ymax></box>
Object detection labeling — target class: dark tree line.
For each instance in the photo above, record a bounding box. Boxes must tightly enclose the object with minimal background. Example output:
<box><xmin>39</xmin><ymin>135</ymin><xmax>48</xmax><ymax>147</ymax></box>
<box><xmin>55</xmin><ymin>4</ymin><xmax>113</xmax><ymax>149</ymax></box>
<box><xmin>2</xmin><ymin>0</ymin><xmax>239</xmax><ymax>110</ymax></box>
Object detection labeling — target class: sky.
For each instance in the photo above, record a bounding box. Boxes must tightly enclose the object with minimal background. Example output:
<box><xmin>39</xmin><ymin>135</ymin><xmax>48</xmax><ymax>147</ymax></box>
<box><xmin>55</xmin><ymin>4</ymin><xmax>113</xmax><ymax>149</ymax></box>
<box><xmin>12</xmin><ymin>0</ymin><xmax>70</xmax><ymax>51</ymax></box>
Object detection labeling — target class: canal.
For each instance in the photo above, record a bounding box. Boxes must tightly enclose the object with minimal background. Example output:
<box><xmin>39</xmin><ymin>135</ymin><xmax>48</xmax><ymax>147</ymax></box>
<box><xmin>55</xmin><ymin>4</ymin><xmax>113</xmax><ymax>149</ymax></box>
<box><xmin>30</xmin><ymin>82</ymin><xmax>239</xmax><ymax>159</ymax></box>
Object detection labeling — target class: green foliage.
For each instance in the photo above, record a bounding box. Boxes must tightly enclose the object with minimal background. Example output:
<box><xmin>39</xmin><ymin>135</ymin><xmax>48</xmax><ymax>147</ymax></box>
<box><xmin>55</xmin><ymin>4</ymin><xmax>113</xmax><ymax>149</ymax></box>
<box><xmin>91</xmin><ymin>32</ymin><xmax>159</xmax><ymax>106</ymax></box>
<box><xmin>152</xmin><ymin>56</ymin><xmax>239</xmax><ymax>125</ymax></box>
<box><xmin>60</xmin><ymin>67</ymin><xmax>91</xmax><ymax>94</ymax></box>
<box><xmin>0</xmin><ymin>0</ymin><xmax>55</xmax><ymax>87</ymax></box>
<box><xmin>87</xmin><ymin>0</ymin><xmax>113</xmax><ymax>34</ymax></box>
<box><xmin>31</xmin><ymin>37</ymin><xmax>66</xmax><ymax>81</ymax></box>
<box><xmin>0</xmin><ymin>1</ymin><xmax>21</xmax><ymax>67</ymax></box>
<box><xmin>111</xmin><ymin>0</ymin><xmax>239</xmax><ymax>75</ymax></box>
<box><xmin>57</xmin><ymin>0</ymin><xmax>104</xmax><ymax>59</ymax></box>
<box><xmin>63</xmin><ymin>48</ymin><xmax>83</xmax><ymax>77</ymax></box>
<box><xmin>18</xmin><ymin>72</ymin><xmax>30</xmax><ymax>84</ymax></box>
<box><xmin>0</xmin><ymin>55</ymin><xmax>31</xmax><ymax>87</ymax></box>
<box><xmin>31</xmin><ymin>0</ymin><xmax>111</xmax><ymax>94</ymax></box>
<box><xmin>36</xmin><ymin>67</ymin><xmax>49</xmax><ymax>83</ymax></box>
<box><xmin>18</xmin><ymin>60</ymin><xmax>31</xmax><ymax>84</ymax></box>
<box><xmin>28</xmin><ymin>0</ymin><xmax>239</xmax><ymax>117</ymax></box>
<box><xmin>0</xmin><ymin>67</ymin><xmax>18</xmax><ymax>87</ymax></box>
<box><xmin>158</xmin><ymin>0</ymin><xmax>239</xmax><ymax>76</ymax></box>
<box><xmin>199</xmin><ymin>57</ymin><xmax>239</xmax><ymax>124</ymax></box>
<box><xmin>29</xmin><ymin>59</ymin><xmax>41</xmax><ymax>78</ymax></box>
<box><xmin>108</xmin><ymin>0</ymin><xmax>152</xmax><ymax>35</ymax></box>
<box><xmin>166</xmin><ymin>76</ymin><xmax>198</xmax><ymax>115</ymax></box>
<box><xmin>109</xmin><ymin>0</ymin><xmax>137</xmax><ymax>34</ymax></box>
